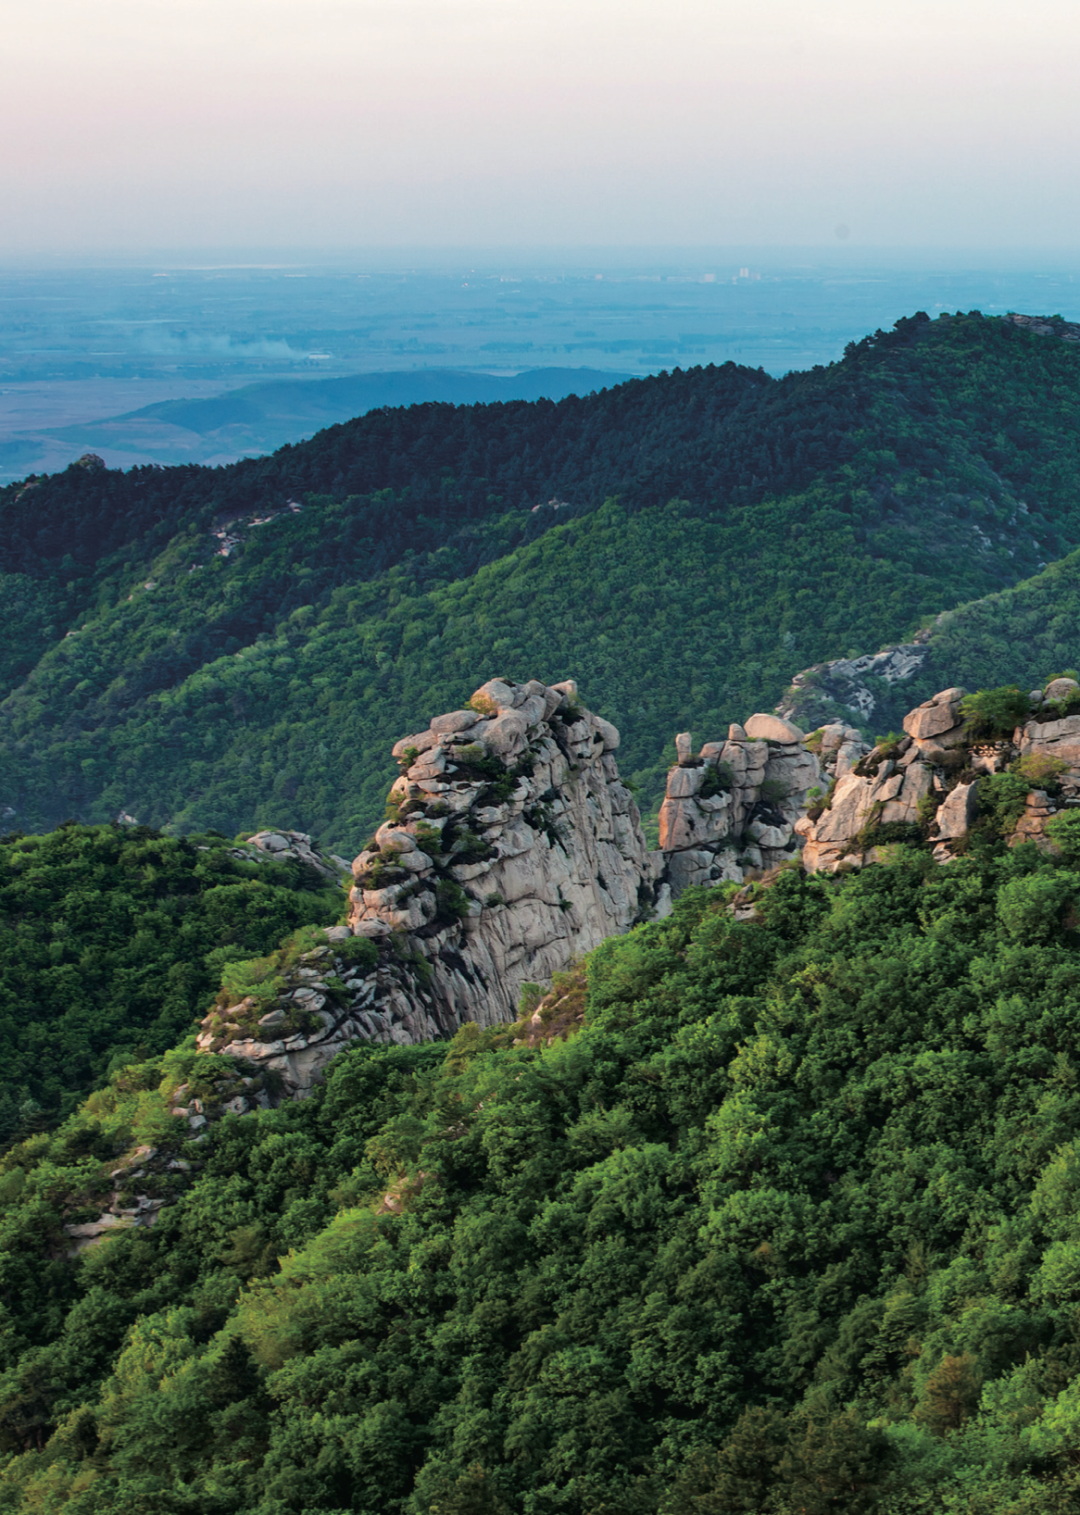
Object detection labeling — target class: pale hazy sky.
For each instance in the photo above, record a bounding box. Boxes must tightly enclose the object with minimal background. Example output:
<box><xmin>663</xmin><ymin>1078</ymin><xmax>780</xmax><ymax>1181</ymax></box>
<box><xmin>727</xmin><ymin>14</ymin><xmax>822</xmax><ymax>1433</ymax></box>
<box><xmin>3</xmin><ymin>0</ymin><xmax>1078</xmax><ymax>253</ymax></box>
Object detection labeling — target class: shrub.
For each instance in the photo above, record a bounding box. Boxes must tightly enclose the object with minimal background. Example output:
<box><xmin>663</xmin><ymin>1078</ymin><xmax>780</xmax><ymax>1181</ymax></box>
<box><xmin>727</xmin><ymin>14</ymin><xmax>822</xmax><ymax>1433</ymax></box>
<box><xmin>218</xmin><ymin>954</ymin><xmax>284</xmax><ymax>1008</ymax></box>
<box><xmin>451</xmin><ymin>829</ymin><xmax>495</xmax><ymax>865</ymax></box>
<box><xmin>335</xmin><ymin>935</ymin><xmax>379</xmax><ymax>970</ymax></box>
<box><xmin>517</xmin><ymin>982</ymin><xmax>544</xmax><ymax>1016</ymax></box>
<box><xmin>1045</xmin><ymin>809</ymin><xmax>1080</xmax><ymax>861</ymax></box>
<box><xmin>997</xmin><ymin>872</ymin><xmax>1080</xmax><ymax>942</ymax></box>
<box><xmin>435</xmin><ymin>880</ymin><xmax>471</xmax><ymax>920</ymax></box>
<box><xmin>959</xmin><ymin>685</ymin><xmax>1030</xmax><ymax>740</ymax></box>
<box><xmin>1015</xmin><ymin>751</ymin><xmax>1070</xmax><ymax>789</ymax></box>
<box><xmin>859</xmin><ymin>821</ymin><xmax>924</xmax><ymax>851</ymax></box>
<box><xmin>976</xmin><ymin>771</ymin><xmax>1032</xmax><ymax>836</ymax></box>
<box><xmin>454</xmin><ymin>742</ymin><xmax>490</xmax><ymax>767</ymax></box>
<box><xmin>700</xmin><ymin>761</ymin><xmax>735</xmax><ymax>799</ymax></box>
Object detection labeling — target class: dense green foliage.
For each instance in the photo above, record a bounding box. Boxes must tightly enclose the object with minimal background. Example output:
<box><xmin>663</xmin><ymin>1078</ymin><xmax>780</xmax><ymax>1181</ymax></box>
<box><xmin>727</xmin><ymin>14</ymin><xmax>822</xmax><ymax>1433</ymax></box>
<box><xmin>792</xmin><ymin>547</ymin><xmax>1080</xmax><ymax>739</ymax></box>
<box><xmin>5</xmin><ymin>312</ymin><xmax>1080</xmax><ymax>847</ymax></box>
<box><xmin>0</xmin><ymin>825</ymin><xmax>341</xmax><ymax>1134</ymax></box>
<box><xmin>915</xmin><ymin>550</ymin><xmax>1080</xmax><ymax>715</ymax></box>
<box><xmin>7</xmin><ymin>839</ymin><xmax>1080</xmax><ymax>1510</ymax></box>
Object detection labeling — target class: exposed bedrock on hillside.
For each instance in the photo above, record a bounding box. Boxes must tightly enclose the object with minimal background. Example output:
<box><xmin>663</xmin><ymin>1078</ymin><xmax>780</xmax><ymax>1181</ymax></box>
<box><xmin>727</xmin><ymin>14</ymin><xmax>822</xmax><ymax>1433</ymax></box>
<box><xmin>186</xmin><ymin>673</ymin><xmax>1080</xmax><ymax>1106</ymax></box>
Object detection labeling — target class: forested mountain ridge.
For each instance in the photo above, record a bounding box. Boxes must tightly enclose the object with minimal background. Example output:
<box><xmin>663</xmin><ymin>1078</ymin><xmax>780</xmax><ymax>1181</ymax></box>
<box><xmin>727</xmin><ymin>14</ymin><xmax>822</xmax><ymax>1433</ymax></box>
<box><xmin>4</xmin><ymin>309</ymin><xmax>1080</xmax><ymax>849</ymax></box>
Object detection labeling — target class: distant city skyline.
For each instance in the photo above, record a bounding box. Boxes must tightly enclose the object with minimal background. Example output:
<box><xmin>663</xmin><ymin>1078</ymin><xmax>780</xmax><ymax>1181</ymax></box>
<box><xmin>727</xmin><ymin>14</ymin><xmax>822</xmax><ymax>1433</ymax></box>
<box><xmin>3</xmin><ymin>0</ymin><xmax>1079</xmax><ymax>254</ymax></box>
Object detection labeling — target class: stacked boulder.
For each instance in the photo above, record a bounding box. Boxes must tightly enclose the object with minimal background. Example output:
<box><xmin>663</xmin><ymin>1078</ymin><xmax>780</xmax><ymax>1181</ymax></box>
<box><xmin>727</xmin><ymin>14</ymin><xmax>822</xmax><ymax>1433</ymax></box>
<box><xmin>657</xmin><ymin>713</ymin><xmax>820</xmax><ymax>894</ymax></box>
<box><xmin>797</xmin><ymin>681</ymin><xmax>1080</xmax><ymax>872</ymax></box>
<box><xmin>1018</xmin><ymin>678</ymin><xmax>1080</xmax><ymax>795</ymax></box>
<box><xmin>797</xmin><ymin>688</ymin><xmax>969</xmax><ymax>871</ymax></box>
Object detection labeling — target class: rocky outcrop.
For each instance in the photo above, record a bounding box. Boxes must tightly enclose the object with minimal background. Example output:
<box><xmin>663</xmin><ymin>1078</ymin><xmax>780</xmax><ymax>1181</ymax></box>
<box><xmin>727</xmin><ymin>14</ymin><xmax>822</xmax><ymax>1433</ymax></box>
<box><xmin>797</xmin><ymin>682</ymin><xmax>1080</xmax><ymax>872</ymax></box>
<box><xmin>1009</xmin><ymin>312</ymin><xmax>1080</xmax><ymax>343</ymax></box>
<box><xmin>187</xmin><ymin>675</ymin><xmax>1080</xmax><ymax>1104</ymax></box>
<box><xmin>62</xmin><ymin>1143</ymin><xmax>184</xmax><ymax>1253</ymax></box>
<box><xmin>779</xmin><ymin>640</ymin><xmax>930</xmax><ymax>726</ymax></box>
<box><xmin>656</xmin><ymin>713</ymin><xmax>820</xmax><ymax>896</ymax></box>
<box><xmin>197</xmin><ymin>678</ymin><xmax>655</xmax><ymax>1096</ymax></box>
<box><xmin>246</xmin><ymin>828</ymin><xmax>351</xmax><ymax>880</ymax></box>
<box><xmin>196</xmin><ymin>688</ymin><xmax>829</xmax><ymax>1097</ymax></box>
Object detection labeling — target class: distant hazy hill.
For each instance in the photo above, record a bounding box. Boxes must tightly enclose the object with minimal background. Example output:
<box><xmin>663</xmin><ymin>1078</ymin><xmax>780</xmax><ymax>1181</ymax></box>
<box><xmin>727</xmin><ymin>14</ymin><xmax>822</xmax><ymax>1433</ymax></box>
<box><xmin>4</xmin><ymin>310</ymin><xmax>1080</xmax><ymax>849</ymax></box>
<box><xmin>46</xmin><ymin>366</ymin><xmax>633</xmax><ymax>466</ymax></box>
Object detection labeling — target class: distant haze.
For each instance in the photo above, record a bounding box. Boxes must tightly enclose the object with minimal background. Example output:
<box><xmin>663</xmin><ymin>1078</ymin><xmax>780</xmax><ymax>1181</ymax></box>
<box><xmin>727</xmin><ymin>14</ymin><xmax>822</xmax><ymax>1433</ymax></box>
<box><xmin>4</xmin><ymin>0</ymin><xmax>1079</xmax><ymax>253</ymax></box>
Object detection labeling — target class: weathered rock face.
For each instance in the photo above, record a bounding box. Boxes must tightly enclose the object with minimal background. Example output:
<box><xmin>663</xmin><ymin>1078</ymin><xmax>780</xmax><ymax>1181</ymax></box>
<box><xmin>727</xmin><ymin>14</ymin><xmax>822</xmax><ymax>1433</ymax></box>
<box><xmin>200</xmin><ymin>678</ymin><xmax>656</xmax><ymax>1096</ymax></box>
<box><xmin>246</xmin><ymin>828</ymin><xmax>351</xmax><ymax>880</ymax></box>
<box><xmin>656</xmin><ymin>715</ymin><xmax>821</xmax><ymax>897</ymax></box>
<box><xmin>1018</xmin><ymin>715</ymin><xmax>1080</xmax><ymax>791</ymax></box>
<box><xmin>351</xmin><ymin>675</ymin><xmax>654</xmax><ymax>1020</ymax></box>
<box><xmin>778</xmin><ymin>641</ymin><xmax>931</xmax><ymax>725</ymax></box>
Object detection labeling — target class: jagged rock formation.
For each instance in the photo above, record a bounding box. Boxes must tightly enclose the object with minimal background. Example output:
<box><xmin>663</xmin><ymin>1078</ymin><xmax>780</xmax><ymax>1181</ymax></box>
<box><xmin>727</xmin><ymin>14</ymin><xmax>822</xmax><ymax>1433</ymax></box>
<box><xmin>797</xmin><ymin>679</ymin><xmax>1080</xmax><ymax>872</ymax></box>
<box><xmin>656</xmin><ymin>713</ymin><xmax>820</xmax><ymax>895</ymax></box>
<box><xmin>198</xmin><ymin>678</ymin><xmax>655</xmax><ymax>1097</ymax></box>
<box><xmin>354</xmin><ymin>675</ymin><xmax>652</xmax><ymax>975</ymax></box>
<box><xmin>196</xmin><ymin>682</ymin><xmax>831</xmax><ymax>1098</ymax></box>
<box><xmin>246</xmin><ymin>828</ymin><xmax>351</xmax><ymax>880</ymax></box>
<box><xmin>188</xmin><ymin>674</ymin><xmax>1080</xmax><ymax>1106</ymax></box>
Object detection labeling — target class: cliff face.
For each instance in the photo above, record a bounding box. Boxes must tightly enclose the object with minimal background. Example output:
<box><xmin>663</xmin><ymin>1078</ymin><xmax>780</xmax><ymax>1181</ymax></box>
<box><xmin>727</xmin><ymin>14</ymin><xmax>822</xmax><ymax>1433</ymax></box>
<box><xmin>350</xmin><ymin>676</ymin><xmax>654</xmax><ymax>1021</ymax></box>
<box><xmin>195</xmin><ymin>678</ymin><xmax>656</xmax><ymax>1097</ymax></box>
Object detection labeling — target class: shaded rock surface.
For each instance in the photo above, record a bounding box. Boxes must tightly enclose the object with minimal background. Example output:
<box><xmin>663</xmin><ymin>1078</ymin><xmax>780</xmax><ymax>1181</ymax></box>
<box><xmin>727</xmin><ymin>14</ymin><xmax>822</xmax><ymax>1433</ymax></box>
<box><xmin>778</xmin><ymin>640</ymin><xmax>931</xmax><ymax>726</ymax></box>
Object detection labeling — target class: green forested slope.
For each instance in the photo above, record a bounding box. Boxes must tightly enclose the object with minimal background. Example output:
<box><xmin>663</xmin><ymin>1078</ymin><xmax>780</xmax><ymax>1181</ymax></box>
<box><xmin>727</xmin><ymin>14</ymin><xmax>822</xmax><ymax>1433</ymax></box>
<box><xmin>787</xmin><ymin>547</ymin><xmax>1080</xmax><ymax>739</ymax></box>
<box><xmin>4</xmin><ymin>310</ymin><xmax>1080</xmax><ymax>847</ymax></box>
<box><xmin>6</xmin><ymin>843</ymin><xmax>1080</xmax><ymax>1511</ymax></box>
<box><xmin>919</xmin><ymin>548</ymin><xmax>1080</xmax><ymax>703</ymax></box>
<box><xmin>0</xmin><ymin>825</ymin><xmax>341</xmax><ymax>1135</ymax></box>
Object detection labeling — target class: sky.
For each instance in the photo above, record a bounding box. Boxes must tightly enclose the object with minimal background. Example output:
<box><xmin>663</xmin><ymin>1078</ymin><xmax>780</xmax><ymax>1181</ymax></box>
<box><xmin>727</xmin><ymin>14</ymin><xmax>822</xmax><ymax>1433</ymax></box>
<box><xmin>3</xmin><ymin>0</ymin><xmax>1079</xmax><ymax>253</ymax></box>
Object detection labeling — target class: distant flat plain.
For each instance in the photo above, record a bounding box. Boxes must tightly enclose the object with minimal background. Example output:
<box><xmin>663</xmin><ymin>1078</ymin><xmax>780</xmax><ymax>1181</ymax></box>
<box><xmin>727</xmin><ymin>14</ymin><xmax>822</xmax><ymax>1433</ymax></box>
<box><xmin>1</xmin><ymin>249</ymin><xmax>1077</xmax><ymax>479</ymax></box>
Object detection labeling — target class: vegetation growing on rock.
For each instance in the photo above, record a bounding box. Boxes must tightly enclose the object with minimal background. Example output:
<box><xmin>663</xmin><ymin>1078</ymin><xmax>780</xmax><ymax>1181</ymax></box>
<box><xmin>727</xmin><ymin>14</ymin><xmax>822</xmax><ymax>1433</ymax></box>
<box><xmin>0</xmin><ymin>824</ymin><xmax>342</xmax><ymax>1139</ymax></box>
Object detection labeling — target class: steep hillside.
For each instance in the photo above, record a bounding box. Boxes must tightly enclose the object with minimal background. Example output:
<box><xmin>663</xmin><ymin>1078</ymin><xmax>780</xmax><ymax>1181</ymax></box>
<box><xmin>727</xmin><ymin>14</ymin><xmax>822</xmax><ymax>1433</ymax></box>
<box><xmin>0</xmin><ymin>825</ymin><xmax>342</xmax><ymax>1135</ymax></box>
<box><xmin>6</xmin><ymin>846</ymin><xmax>1080</xmax><ymax>1512</ymax></box>
<box><xmin>5</xmin><ymin>310</ymin><xmax>1080</xmax><ymax>847</ymax></box>
<box><xmin>783</xmin><ymin>547</ymin><xmax>1080</xmax><ymax>738</ymax></box>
